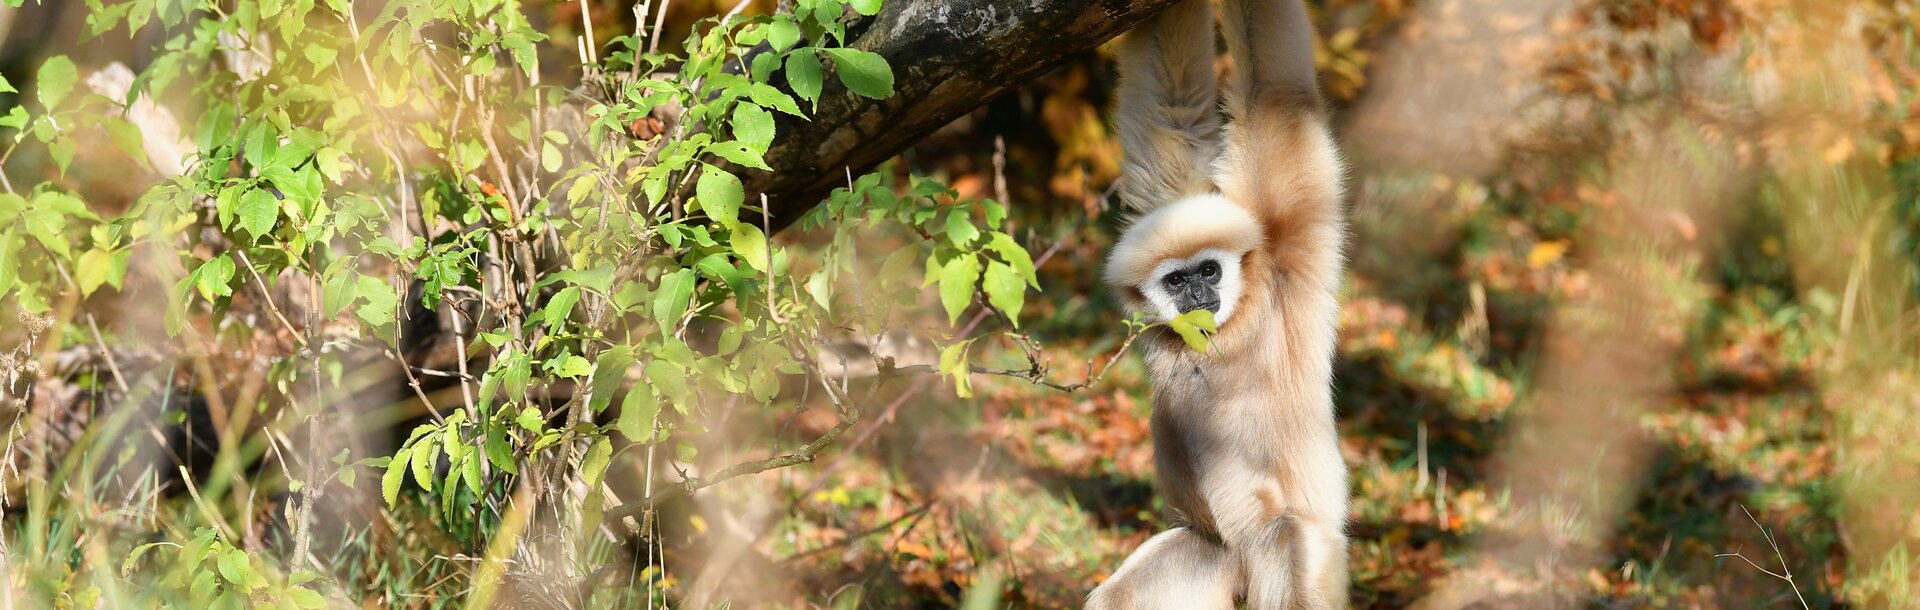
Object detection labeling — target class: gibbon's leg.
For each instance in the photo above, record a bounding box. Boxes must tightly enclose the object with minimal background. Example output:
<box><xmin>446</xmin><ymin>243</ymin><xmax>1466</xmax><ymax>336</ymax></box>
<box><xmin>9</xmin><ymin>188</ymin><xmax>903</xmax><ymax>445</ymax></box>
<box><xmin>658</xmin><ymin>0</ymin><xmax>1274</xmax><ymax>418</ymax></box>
<box><xmin>1086</xmin><ymin>527</ymin><xmax>1237</xmax><ymax>610</ymax></box>
<box><xmin>1113</xmin><ymin>0</ymin><xmax>1220</xmax><ymax>212</ymax></box>
<box><xmin>1240</xmin><ymin>517</ymin><xmax>1348</xmax><ymax>610</ymax></box>
<box><xmin>1289</xmin><ymin>518</ymin><xmax>1350</xmax><ymax>610</ymax></box>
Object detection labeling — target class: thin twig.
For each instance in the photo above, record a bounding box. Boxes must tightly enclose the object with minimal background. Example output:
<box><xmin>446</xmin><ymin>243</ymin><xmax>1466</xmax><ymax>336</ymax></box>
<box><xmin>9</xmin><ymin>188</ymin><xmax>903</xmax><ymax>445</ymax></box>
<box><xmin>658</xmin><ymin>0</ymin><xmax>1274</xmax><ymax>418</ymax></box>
<box><xmin>605</xmin><ymin>407</ymin><xmax>857</xmax><ymax>522</ymax></box>
<box><xmin>781</xmin><ymin>503</ymin><xmax>930</xmax><ymax>562</ymax></box>
<box><xmin>648</xmin><ymin>0</ymin><xmax>674</xmax><ymax>54</ymax></box>
<box><xmin>231</xmin><ymin>250</ymin><xmax>307</xmax><ymax>348</ymax></box>
<box><xmin>1714</xmin><ymin>504</ymin><xmax>1810</xmax><ymax>610</ymax></box>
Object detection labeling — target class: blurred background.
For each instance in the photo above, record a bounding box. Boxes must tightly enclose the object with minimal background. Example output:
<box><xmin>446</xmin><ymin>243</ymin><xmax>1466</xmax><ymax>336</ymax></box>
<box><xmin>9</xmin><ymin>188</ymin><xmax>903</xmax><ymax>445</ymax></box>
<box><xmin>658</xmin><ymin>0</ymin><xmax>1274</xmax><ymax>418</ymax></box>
<box><xmin>3</xmin><ymin>0</ymin><xmax>1919</xmax><ymax>607</ymax></box>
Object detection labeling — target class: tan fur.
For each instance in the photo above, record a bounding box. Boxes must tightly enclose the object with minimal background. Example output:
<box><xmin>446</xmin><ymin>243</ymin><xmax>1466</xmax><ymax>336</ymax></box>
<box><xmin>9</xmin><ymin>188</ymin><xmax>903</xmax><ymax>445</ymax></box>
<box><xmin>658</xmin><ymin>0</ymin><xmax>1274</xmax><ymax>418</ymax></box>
<box><xmin>1089</xmin><ymin>0</ymin><xmax>1350</xmax><ymax>608</ymax></box>
<box><xmin>1104</xmin><ymin>194</ymin><xmax>1263</xmax><ymax>297</ymax></box>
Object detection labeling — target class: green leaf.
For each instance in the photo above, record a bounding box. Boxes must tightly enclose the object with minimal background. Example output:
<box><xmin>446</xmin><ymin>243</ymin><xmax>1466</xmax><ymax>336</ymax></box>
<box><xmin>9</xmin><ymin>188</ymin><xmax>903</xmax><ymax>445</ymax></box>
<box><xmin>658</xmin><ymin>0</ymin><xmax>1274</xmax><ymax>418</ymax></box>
<box><xmin>938</xmin><ymin>339</ymin><xmax>973</xmax><ymax>398</ymax></box>
<box><xmin>785</xmin><ymin>51</ymin><xmax>823</xmax><ymax>103</ymax></box>
<box><xmin>277</xmin><ymin>165</ymin><xmax>324</xmax><ymax>208</ymax></box>
<box><xmin>410</xmin><ymin>437</ymin><xmax>439</xmax><ymax>493</ymax></box>
<box><xmin>0</xmin><ymin>230</ymin><xmax>18</xmax><ymax>298</ymax></box>
<box><xmin>749</xmin><ymin>365</ymin><xmax>780</xmax><ymax>402</ymax></box>
<box><xmin>35</xmin><ymin>55</ymin><xmax>76</xmax><ymax>108</ymax></box>
<box><xmin>717</xmin><ymin>324</ymin><xmax>746</xmax><ymax>356</ymax></box>
<box><xmin>354</xmin><ymin>275</ymin><xmax>396</xmax><ymax>328</ymax></box>
<box><xmin>581</xmin><ymin>437</ymin><xmax>613</xmax><ymax>487</ymax></box>
<box><xmin>1168</xmin><ymin>309</ymin><xmax>1218</xmax><ymax>353</ymax></box>
<box><xmin>0</xmin><ymin>192</ymin><xmax>25</xmax><ymax>222</ymax></box>
<box><xmin>985</xmin><ymin>232</ymin><xmax>1038</xmax><ymax>287</ymax></box>
<box><xmin>766</xmin><ymin>17</ymin><xmax>802</xmax><ymax>51</ymax></box>
<box><xmin>567</xmin><ymin>174</ymin><xmax>595</xmax><ymax>204</ymax></box>
<box><xmin>709</xmin><ymin>140</ymin><xmax>771</xmax><ymax>170</ymax></box>
<box><xmin>731</xmin><ymin>104</ymin><xmax>775</xmax><ymax>152</ymax></box>
<box><xmin>22</xmin><ymin>210</ymin><xmax>72</xmax><ymax>261</ymax></box>
<box><xmin>937</xmin><ymin>254</ymin><xmax>981</xmax><ymax>325</ymax></box>
<box><xmin>382</xmin><ymin>447</ymin><xmax>410</xmax><ymax>507</ymax></box>
<box><xmin>236</xmin><ymin>188</ymin><xmax>279</xmax><ymax>241</ymax></box>
<box><xmin>541</xmin><ymin>141</ymin><xmax>562</xmax><ymax>173</ymax></box>
<box><xmin>190</xmin><ymin>255</ymin><xmax>236</xmax><ymax>301</ymax></box>
<box><xmin>645</xmin><ymin>360</ymin><xmax>689</xmax><ymax>410</ymax></box>
<box><xmin>457</xmin><ymin>452</ymin><xmax>482</xmax><ymax>499</ymax></box>
<box><xmin>653</xmin><ymin>268</ymin><xmax>697</xmax><ymax>326</ymax></box>
<box><xmin>290</xmin><ymin>571</ymin><xmax>319</xmax><ymax>587</ymax></box>
<box><xmin>982</xmin><ymin>261</ymin><xmax>1025</xmax><ymax>323</ymax></box>
<box><xmin>823</xmin><ymin>48</ymin><xmax>893</xmax><ymax>99</ymax></box>
<box><xmin>590</xmin><ymin>346</ymin><xmax>636</xmax><ymax>413</ymax></box>
<box><xmin>747</xmin><ymin>83</ymin><xmax>803</xmax><ymax>116</ymax></box>
<box><xmin>286</xmin><ymin>586</ymin><xmax>327</xmax><ymax>609</ymax></box>
<box><xmin>0</xmin><ymin>106</ymin><xmax>27</xmax><ymax>130</ymax></box>
<box><xmin>323</xmin><ymin>268</ymin><xmax>358</xmax><ymax>317</ymax></box>
<box><xmin>694</xmin><ymin>253</ymin><xmax>744</xmax><ymax>292</ymax></box>
<box><xmin>516</xmin><ymin>406</ymin><xmax>544</xmax><ymax>431</ymax></box>
<box><xmin>316</xmin><ymin>147</ymin><xmax>351</xmax><ymax>183</ymax></box>
<box><xmin>121</xmin><ymin>542</ymin><xmax>168</xmax><ymax>578</ymax></box>
<box><xmin>48</xmin><ymin>137</ymin><xmax>75</xmax><ymax>176</ymax></box>
<box><xmin>944</xmin><ymin>209</ymin><xmax>980</xmax><ymax>247</ymax></box>
<box><xmin>0</xmin><ymin>73</ymin><xmax>13</xmax><ymax>94</ymax></box>
<box><xmin>732</xmin><ymin>223</ymin><xmax>770</xmax><ymax>273</ymax></box>
<box><xmin>849</xmin><ymin>0</ymin><xmax>882</xmax><ymax>16</ymax></box>
<box><xmin>467</xmin><ymin>51</ymin><xmax>496</xmax><ymax>76</ymax></box>
<box><xmin>483</xmin><ymin>428</ymin><xmax>518</xmax><ymax>475</ymax></box>
<box><xmin>548</xmin><ymin>353</ymin><xmax>594</xmax><ymax>378</ymax></box>
<box><xmin>303</xmin><ymin>44</ymin><xmax>338</xmax><ymax>70</ymax></box>
<box><xmin>617</xmin><ymin>383</ymin><xmax>659</xmax><ymax>441</ymax></box>
<box><xmin>695</xmin><ymin>165</ymin><xmax>743</xmax><ymax>228</ymax></box>
<box><xmin>539</xmin><ymin>265</ymin><xmax>615</xmax><ymax>294</ymax></box>
<box><xmin>503</xmin><ymin>32</ymin><xmax>539</xmax><ymax>77</ymax></box>
<box><xmin>542</xmin><ymin>286</ymin><xmax>580</xmax><ymax>332</ymax></box>
<box><xmin>190</xmin><ymin>570</ymin><xmax>216</xmax><ymax>602</ymax></box>
<box><xmin>216</xmin><ymin>549</ymin><xmax>259</xmax><ymax>590</ymax></box>
<box><xmin>75</xmin><ymin>248</ymin><xmax>116</xmax><ymax>296</ymax></box>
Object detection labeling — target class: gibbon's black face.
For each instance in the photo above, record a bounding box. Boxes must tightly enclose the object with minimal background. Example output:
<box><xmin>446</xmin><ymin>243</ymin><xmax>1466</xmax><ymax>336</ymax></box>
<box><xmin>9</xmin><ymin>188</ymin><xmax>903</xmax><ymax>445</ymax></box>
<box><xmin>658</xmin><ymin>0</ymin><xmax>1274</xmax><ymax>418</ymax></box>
<box><xmin>1136</xmin><ymin>248</ymin><xmax>1246</xmax><ymax>324</ymax></box>
<box><xmin>1162</xmin><ymin>259</ymin><xmax>1223</xmax><ymax>314</ymax></box>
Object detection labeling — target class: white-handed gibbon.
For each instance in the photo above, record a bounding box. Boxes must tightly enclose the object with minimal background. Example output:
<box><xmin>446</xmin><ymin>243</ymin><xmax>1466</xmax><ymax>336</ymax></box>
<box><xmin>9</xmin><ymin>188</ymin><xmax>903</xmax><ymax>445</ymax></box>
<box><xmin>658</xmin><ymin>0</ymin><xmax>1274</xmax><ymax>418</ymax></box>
<box><xmin>1088</xmin><ymin>0</ymin><xmax>1349</xmax><ymax>607</ymax></box>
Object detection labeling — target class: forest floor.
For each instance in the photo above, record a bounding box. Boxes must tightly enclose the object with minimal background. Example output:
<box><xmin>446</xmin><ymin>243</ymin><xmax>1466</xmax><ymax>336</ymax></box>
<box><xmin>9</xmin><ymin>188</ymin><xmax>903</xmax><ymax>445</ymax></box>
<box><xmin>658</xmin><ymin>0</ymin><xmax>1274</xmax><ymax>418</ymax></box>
<box><xmin>724</xmin><ymin>171</ymin><xmax>1880</xmax><ymax>609</ymax></box>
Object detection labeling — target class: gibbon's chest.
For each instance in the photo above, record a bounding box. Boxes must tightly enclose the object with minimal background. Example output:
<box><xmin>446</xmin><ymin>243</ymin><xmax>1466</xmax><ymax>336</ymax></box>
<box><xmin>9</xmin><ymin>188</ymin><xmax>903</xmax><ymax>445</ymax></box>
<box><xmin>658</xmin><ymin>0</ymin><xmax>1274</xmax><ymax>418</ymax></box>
<box><xmin>1141</xmin><ymin>339</ymin><xmax>1267</xmax><ymax>411</ymax></box>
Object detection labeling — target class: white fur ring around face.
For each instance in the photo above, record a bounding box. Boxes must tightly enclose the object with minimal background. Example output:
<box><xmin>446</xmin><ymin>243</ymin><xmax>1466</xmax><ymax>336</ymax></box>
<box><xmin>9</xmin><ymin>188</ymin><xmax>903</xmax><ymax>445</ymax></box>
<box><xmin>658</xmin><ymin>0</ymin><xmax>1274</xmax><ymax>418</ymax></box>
<box><xmin>1139</xmin><ymin>248</ymin><xmax>1244</xmax><ymax>326</ymax></box>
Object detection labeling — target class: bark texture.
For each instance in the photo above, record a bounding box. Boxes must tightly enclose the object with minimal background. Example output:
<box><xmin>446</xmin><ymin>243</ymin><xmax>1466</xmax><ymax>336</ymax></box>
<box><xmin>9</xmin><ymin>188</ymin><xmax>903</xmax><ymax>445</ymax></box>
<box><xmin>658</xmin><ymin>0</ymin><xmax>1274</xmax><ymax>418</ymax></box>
<box><xmin>749</xmin><ymin>0</ymin><xmax>1182</xmax><ymax>230</ymax></box>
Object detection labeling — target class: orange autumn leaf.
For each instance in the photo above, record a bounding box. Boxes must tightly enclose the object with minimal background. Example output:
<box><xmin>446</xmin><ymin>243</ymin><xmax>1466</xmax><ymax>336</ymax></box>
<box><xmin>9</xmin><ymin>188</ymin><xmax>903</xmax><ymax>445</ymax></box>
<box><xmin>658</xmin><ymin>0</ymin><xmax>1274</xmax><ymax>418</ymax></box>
<box><xmin>1528</xmin><ymin>240</ymin><xmax>1570</xmax><ymax>269</ymax></box>
<box><xmin>895</xmin><ymin>540</ymin><xmax>937</xmax><ymax>558</ymax></box>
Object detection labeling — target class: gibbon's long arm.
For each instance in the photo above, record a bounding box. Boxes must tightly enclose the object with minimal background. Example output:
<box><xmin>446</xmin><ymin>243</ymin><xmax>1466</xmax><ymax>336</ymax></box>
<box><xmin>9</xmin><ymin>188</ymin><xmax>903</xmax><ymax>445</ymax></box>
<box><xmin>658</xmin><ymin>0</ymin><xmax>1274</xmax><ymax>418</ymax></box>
<box><xmin>1216</xmin><ymin>0</ymin><xmax>1347</xmax><ymax>310</ymax></box>
<box><xmin>1113</xmin><ymin>0</ymin><xmax>1221</xmax><ymax>212</ymax></box>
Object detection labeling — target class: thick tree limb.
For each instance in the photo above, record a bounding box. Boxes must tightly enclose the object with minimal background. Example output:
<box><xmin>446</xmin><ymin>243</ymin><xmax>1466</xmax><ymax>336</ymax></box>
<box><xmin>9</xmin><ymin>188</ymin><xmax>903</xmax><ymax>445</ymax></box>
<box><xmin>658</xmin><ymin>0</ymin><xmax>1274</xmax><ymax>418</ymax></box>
<box><xmin>749</xmin><ymin>0</ymin><xmax>1182</xmax><ymax>230</ymax></box>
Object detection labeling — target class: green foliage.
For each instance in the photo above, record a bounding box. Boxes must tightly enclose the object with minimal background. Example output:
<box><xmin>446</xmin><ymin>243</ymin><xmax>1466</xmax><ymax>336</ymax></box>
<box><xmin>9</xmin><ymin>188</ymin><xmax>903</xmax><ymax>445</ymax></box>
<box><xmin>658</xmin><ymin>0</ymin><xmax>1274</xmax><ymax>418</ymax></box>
<box><xmin>124</xmin><ymin>529</ymin><xmax>328</xmax><ymax>609</ymax></box>
<box><xmin>0</xmin><ymin>0</ymin><xmax>1042</xmax><ymax>603</ymax></box>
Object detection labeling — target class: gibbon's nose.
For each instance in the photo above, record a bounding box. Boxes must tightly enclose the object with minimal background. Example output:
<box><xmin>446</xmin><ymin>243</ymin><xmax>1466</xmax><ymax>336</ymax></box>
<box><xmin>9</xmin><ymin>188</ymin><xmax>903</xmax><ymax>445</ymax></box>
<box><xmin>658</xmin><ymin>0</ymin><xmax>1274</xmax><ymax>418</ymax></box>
<box><xmin>1175</xmin><ymin>283</ymin><xmax>1220</xmax><ymax>315</ymax></box>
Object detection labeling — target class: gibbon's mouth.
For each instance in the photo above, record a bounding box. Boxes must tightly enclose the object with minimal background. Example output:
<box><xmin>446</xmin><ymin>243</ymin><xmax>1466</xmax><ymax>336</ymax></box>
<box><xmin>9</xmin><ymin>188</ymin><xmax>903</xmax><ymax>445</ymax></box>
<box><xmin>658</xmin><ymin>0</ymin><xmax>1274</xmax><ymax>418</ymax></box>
<box><xmin>1173</xmin><ymin>289</ymin><xmax>1221</xmax><ymax>317</ymax></box>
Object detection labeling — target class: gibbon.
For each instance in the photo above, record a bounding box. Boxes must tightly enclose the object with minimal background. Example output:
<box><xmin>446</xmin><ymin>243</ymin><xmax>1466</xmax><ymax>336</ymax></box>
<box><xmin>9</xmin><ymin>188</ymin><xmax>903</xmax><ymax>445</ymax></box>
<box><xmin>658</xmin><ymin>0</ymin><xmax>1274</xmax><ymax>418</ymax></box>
<box><xmin>1088</xmin><ymin>0</ymin><xmax>1349</xmax><ymax>608</ymax></box>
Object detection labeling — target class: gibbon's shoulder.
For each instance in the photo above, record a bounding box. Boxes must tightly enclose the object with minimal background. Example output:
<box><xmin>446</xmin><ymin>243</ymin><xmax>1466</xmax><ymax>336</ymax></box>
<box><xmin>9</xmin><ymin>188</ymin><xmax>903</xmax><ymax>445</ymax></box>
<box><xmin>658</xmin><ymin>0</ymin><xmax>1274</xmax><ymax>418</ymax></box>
<box><xmin>1105</xmin><ymin>194</ymin><xmax>1263</xmax><ymax>288</ymax></box>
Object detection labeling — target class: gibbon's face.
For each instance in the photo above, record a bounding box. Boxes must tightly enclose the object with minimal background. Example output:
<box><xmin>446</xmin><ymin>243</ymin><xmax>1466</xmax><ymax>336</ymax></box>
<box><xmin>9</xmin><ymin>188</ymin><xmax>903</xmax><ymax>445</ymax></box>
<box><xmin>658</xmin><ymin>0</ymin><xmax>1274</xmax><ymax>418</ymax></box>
<box><xmin>1141</xmin><ymin>248</ymin><xmax>1245</xmax><ymax>324</ymax></box>
<box><xmin>1104</xmin><ymin>194</ymin><xmax>1265</xmax><ymax>327</ymax></box>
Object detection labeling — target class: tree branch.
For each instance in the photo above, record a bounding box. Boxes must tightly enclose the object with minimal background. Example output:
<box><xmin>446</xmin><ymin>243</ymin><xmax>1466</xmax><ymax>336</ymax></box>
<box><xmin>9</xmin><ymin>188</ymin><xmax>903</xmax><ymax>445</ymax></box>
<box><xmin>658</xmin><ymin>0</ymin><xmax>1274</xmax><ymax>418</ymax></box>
<box><xmin>747</xmin><ymin>0</ymin><xmax>1183</xmax><ymax>231</ymax></box>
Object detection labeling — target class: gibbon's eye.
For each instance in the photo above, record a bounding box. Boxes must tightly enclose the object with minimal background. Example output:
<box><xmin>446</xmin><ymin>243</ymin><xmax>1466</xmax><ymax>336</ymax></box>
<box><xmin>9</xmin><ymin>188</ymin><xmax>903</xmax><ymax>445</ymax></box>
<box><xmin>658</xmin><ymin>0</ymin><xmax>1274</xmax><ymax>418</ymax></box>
<box><xmin>1197</xmin><ymin>260</ymin><xmax>1220</xmax><ymax>280</ymax></box>
<box><xmin>1165</xmin><ymin>272</ymin><xmax>1186</xmax><ymax>288</ymax></box>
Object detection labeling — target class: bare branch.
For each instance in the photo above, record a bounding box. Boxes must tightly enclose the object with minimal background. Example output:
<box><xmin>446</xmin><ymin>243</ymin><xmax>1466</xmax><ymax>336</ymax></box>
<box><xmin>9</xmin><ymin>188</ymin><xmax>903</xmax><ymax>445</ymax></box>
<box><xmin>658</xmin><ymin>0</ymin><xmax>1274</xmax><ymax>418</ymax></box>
<box><xmin>1715</xmin><ymin>504</ymin><xmax>1810</xmax><ymax>610</ymax></box>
